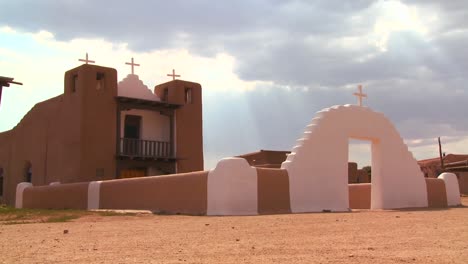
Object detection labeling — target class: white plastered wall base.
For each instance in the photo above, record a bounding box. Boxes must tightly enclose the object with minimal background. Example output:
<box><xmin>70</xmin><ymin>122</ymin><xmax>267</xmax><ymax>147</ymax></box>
<box><xmin>438</xmin><ymin>173</ymin><xmax>461</xmax><ymax>206</ymax></box>
<box><xmin>207</xmin><ymin>158</ymin><xmax>258</xmax><ymax>216</ymax></box>
<box><xmin>282</xmin><ymin>105</ymin><xmax>428</xmax><ymax>212</ymax></box>
<box><xmin>15</xmin><ymin>182</ymin><xmax>33</xmax><ymax>208</ymax></box>
<box><xmin>87</xmin><ymin>181</ymin><xmax>102</xmax><ymax>210</ymax></box>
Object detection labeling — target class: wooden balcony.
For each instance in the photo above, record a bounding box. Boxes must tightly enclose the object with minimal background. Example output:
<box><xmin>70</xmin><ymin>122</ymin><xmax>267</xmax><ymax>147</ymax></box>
<box><xmin>118</xmin><ymin>138</ymin><xmax>173</xmax><ymax>159</ymax></box>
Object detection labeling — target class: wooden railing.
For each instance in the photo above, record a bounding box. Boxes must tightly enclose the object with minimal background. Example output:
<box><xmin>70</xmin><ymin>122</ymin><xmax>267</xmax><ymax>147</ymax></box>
<box><xmin>119</xmin><ymin>138</ymin><xmax>172</xmax><ymax>158</ymax></box>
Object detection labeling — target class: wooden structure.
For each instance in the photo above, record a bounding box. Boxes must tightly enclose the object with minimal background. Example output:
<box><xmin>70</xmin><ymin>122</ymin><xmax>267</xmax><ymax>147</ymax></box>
<box><xmin>0</xmin><ymin>76</ymin><xmax>22</xmax><ymax>106</ymax></box>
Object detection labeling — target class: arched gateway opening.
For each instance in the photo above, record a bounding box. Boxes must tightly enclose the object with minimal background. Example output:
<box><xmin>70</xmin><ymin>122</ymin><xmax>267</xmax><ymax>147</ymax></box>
<box><xmin>281</xmin><ymin>105</ymin><xmax>428</xmax><ymax>212</ymax></box>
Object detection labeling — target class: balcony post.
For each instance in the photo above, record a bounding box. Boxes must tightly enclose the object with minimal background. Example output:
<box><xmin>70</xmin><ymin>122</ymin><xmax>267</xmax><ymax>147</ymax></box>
<box><xmin>170</xmin><ymin>111</ymin><xmax>175</xmax><ymax>157</ymax></box>
<box><xmin>116</xmin><ymin>104</ymin><xmax>121</xmax><ymax>178</ymax></box>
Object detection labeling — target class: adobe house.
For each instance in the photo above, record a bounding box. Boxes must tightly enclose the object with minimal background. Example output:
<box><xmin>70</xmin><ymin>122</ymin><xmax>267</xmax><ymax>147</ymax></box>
<box><xmin>0</xmin><ymin>62</ymin><xmax>203</xmax><ymax>206</ymax></box>
<box><xmin>418</xmin><ymin>154</ymin><xmax>468</xmax><ymax>195</ymax></box>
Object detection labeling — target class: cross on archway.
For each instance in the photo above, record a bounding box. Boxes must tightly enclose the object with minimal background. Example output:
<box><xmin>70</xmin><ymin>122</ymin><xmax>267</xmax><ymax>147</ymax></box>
<box><xmin>0</xmin><ymin>76</ymin><xmax>22</xmax><ymax>107</ymax></box>
<box><xmin>167</xmin><ymin>69</ymin><xmax>181</xmax><ymax>80</ymax></box>
<box><xmin>78</xmin><ymin>52</ymin><xmax>95</xmax><ymax>64</ymax></box>
<box><xmin>125</xmin><ymin>57</ymin><xmax>140</xmax><ymax>75</ymax></box>
<box><xmin>353</xmin><ymin>85</ymin><xmax>367</xmax><ymax>107</ymax></box>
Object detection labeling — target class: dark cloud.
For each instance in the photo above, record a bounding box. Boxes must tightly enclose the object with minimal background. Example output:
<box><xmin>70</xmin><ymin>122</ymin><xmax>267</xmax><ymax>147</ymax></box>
<box><xmin>2</xmin><ymin>0</ymin><xmax>468</xmax><ymax>159</ymax></box>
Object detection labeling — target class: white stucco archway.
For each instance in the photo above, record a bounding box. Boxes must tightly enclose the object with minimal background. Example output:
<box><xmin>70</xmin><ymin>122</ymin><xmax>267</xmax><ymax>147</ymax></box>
<box><xmin>281</xmin><ymin>105</ymin><xmax>428</xmax><ymax>212</ymax></box>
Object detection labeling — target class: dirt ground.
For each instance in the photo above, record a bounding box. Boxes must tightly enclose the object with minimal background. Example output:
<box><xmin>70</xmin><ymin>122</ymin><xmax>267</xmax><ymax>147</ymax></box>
<box><xmin>1</xmin><ymin>197</ymin><xmax>467</xmax><ymax>264</ymax></box>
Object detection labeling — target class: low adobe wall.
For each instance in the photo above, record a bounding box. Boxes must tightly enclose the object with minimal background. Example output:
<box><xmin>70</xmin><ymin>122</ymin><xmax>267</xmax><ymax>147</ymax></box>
<box><xmin>458</xmin><ymin>172</ymin><xmax>468</xmax><ymax>195</ymax></box>
<box><xmin>100</xmin><ymin>171</ymin><xmax>208</xmax><ymax>215</ymax></box>
<box><xmin>15</xmin><ymin>163</ymin><xmax>459</xmax><ymax>215</ymax></box>
<box><xmin>349</xmin><ymin>183</ymin><xmax>371</xmax><ymax>209</ymax></box>
<box><xmin>256</xmin><ymin>168</ymin><xmax>291</xmax><ymax>214</ymax></box>
<box><xmin>425</xmin><ymin>178</ymin><xmax>447</xmax><ymax>208</ymax></box>
<box><xmin>349</xmin><ymin>179</ymin><xmax>449</xmax><ymax>210</ymax></box>
<box><xmin>23</xmin><ymin>182</ymin><xmax>89</xmax><ymax>210</ymax></box>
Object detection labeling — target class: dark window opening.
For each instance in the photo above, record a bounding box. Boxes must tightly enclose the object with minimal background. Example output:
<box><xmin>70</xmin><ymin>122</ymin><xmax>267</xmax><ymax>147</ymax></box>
<box><xmin>25</xmin><ymin>162</ymin><xmax>32</xmax><ymax>183</ymax></box>
<box><xmin>72</xmin><ymin>74</ymin><xmax>78</xmax><ymax>93</ymax></box>
<box><xmin>163</xmin><ymin>88</ymin><xmax>169</xmax><ymax>101</ymax></box>
<box><xmin>185</xmin><ymin>88</ymin><xmax>192</xmax><ymax>104</ymax></box>
<box><xmin>96</xmin><ymin>72</ymin><xmax>105</xmax><ymax>90</ymax></box>
<box><xmin>124</xmin><ymin>115</ymin><xmax>142</xmax><ymax>139</ymax></box>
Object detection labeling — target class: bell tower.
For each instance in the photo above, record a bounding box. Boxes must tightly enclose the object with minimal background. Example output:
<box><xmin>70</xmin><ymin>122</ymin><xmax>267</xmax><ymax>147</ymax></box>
<box><xmin>63</xmin><ymin>63</ymin><xmax>118</xmax><ymax>181</ymax></box>
<box><xmin>154</xmin><ymin>79</ymin><xmax>204</xmax><ymax>173</ymax></box>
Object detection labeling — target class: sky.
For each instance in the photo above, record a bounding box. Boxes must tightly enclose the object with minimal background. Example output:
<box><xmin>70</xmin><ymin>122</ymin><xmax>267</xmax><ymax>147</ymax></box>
<box><xmin>1</xmin><ymin>0</ymin><xmax>467</xmax><ymax>169</ymax></box>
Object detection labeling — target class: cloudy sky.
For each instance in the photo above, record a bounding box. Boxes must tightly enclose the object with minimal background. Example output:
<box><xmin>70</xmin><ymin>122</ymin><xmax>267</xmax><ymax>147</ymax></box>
<box><xmin>1</xmin><ymin>0</ymin><xmax>467</xmax><ymax>169</ymax></box>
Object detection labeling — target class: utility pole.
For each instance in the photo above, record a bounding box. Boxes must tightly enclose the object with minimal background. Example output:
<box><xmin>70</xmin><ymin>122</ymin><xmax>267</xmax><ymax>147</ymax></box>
<box><xmin>438</xmin><ymin>137</ymin><xmax>444</xmax><ymax>171</ymax></box>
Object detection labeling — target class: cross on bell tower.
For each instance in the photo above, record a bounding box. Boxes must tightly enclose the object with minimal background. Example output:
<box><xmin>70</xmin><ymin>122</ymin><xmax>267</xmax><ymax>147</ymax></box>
<box><xmin>78</xmin><ymin>52</ymin><xmax>95</xmax><ymax>64</ymax></box>
<box><xmin>125</xmin><ymin>57</ymin><xmax>140</xmax><ymax>75</ymax></box>
<box><xmin>167</xmin><ymin>69</ymin><xmax>181</xmax><ymax>80</ymax></box>
<box><xmin>353</xmin><ymin>85</ymin><xmax>367</xmax><ymax>107</ymax></box>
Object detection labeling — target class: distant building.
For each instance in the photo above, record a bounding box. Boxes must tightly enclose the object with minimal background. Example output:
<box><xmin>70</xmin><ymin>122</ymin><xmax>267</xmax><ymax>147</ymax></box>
<box><xmin>0</xmin><ymin>63</ymin><xmax>204</xmax><ymax>205</ymax></box>
<box><xmin>418</xmin><ymin>154</ymin><xmax>468</xmax><ymax>194</ymax></box>
<box><xmin>237</xmin><ymin>149</ymin><xmax>370</xmax><ymax>183</ymax></box>
<box><xmin>418</xmin><ymin>154</ymin><xmax>468</xmax><ymax>178</ymax></box>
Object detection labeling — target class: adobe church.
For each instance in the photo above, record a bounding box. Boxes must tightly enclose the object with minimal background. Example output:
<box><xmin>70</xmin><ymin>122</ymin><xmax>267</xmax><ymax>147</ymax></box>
<box><xmin>0</xmin><ymin>59</ymin><xmax>204</xmax><ymax>205</ymax></box>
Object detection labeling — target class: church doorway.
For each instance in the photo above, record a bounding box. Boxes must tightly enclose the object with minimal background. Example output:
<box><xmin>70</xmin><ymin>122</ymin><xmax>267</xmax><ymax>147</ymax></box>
<box><xmin>124</xmin><ymin>115</ymin><xmax>141</xmax><ymax>139</ymax></box>
<box><xmin>349</xmin><ymin>139</ymin><xmax>372</xmax><ymax>183</ymax></box>
<box><xmin>349</xmin><ymin>139</ymin><xmax>372</xmax><ymax>209</ymax></box>
<box><xmin>123</xmin><ymin>115</ymin><xmax>142</xmax><ymax>155</ymax></box>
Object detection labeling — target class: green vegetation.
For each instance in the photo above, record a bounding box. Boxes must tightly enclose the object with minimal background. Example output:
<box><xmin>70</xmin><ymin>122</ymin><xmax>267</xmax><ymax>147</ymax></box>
<box><xmin>0</xmin><ymin>204</ymin><xmax>87</xmax><ymax>225</ymax></box>
<box><xmin>45</xmin><ymin>214</ymin><xmax>81</xmax><ymax>223</ymax></box>
<box><xmin>0</xmin><ymin>204</ymin><xmax>137</xmax><ymax>225</ymax></box>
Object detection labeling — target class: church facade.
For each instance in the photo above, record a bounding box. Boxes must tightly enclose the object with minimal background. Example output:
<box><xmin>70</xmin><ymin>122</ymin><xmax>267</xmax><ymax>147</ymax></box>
<box><xmin>0</xmin><ymin>63</ymin><xmax>203</xmax><ymax>205</ymax></box>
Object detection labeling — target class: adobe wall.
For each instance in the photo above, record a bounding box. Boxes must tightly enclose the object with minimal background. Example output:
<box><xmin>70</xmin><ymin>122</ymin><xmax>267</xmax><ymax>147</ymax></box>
<box><xmin>100</xmin><ymin>171</ymin><xmax>208</xmax><ymax>214</ymax></box>
<box><xmin>457</xmin><ymin>172</ymin><xmax>468</xmax><ymax>195</ymax></box>
<box><xmin>349</xmin><ymin>183</ymin><xmax>371</xmax><ymax>209</ymax></box>
<box><xmin>256</xmin><ymin>168</ymin><xmax>291</xmax><ymax>214</ymax></box>
<box><xmin>425</xmin><ymin>178</ymin><xmax>447</xmax><ymax>208</ymax></box>
<box><xmin>0</xmin><ymin>96</ymin><xmax>64</xmax><ymax>205</ymax></box>
<box><xmin>0</xmin><ymin>131</ymin><xmax>12</xmax><ymax>202</ymax></box>
<box><xmin>13</xmin><ymin>167</ymin><xmax>457</xmax><ymax>213</ymax></box>
<box><xmin>349</xmin><ymin>179</ymin><xmax>449</xmax><ymax>210</ymax></box>
<box><xmin>23</xmin><ymin>182</ymin><xmax>88</xmax><ymax>209</ymax></box>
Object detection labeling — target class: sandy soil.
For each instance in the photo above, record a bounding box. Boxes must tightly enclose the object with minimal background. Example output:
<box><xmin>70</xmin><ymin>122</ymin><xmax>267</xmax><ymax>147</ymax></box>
<box><xmin>1</xmin><ymin>197</ymin><xmax>467</xmax><ymax>264</ymax></box>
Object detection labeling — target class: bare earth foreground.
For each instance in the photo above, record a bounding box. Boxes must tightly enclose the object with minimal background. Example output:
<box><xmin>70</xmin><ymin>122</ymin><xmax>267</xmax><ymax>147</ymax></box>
<box><xmin>1</xmin><ymin>198</ymin><xmax>467</xmax><ymax>264</ymax></box>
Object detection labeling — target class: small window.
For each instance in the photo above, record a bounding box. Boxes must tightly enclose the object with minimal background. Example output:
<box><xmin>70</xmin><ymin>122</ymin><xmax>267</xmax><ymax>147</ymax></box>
<box><xmin>96</xmin><ymin>72</ymin><xmax>105</xmax><ymax>90</ymax></box>
<box><xmin>72</xmin><ymin>75</ymin><xmax>78</xmax><ymax>93</ymax></box>
<box><xmin>185</xmin><ymin>88</ymin><xmax>192</xmax><ymax>104</ymax></box>
<box><xmin>25</xmin><ymin>162</ymin><xmax>32</xmax><ymax>183</ymax></box>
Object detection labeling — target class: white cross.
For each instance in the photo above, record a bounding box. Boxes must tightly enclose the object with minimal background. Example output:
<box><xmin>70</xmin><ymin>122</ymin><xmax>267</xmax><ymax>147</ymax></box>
<box><xmin>125</xmin><ymin>57</ymin><xmax>140</xmax><ymax>75</ymax></box>
<box><xmin>167</xmin><ymin>69</ymin><xmax>181</xmax><ymax>80</ymax></box>
<box><xmin>78</xmin><ymin>52</ymin><xmax>95</xmax><ymax>64</ymax></box>
<box><xmin>353</xmin><ymin>85</ymin><xmax>367</xmax><ymax>107</ymax></box>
